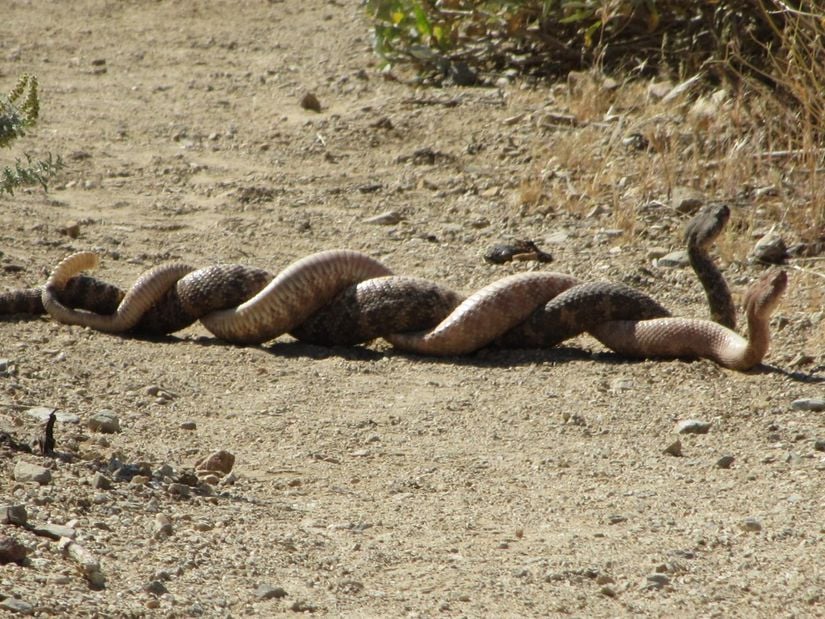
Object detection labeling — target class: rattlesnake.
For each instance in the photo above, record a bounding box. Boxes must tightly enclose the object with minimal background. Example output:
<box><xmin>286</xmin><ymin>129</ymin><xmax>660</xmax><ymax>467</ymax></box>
<box><xmin>0</xmin><ymin>205</ymin><xmax>786</xmax><ymax>370</ymax></box>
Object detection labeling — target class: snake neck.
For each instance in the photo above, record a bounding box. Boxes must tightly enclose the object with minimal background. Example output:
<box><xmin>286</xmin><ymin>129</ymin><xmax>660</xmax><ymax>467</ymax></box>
<box><xmin>688</xmin><ymin>246</ymin><xmax>736</xmax><ymax>330</ymax></box>
<box><xmin>739</xmin><ymin>311</ymin><xmax>771</xmax><ymax>370</ymax></box>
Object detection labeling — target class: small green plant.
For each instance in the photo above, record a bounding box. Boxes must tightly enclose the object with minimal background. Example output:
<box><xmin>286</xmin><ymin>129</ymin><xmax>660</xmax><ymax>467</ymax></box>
<box><xmin>1</xmin><ymin>74</ymin><xmax>62</xmax><ymax>195</ymax></box>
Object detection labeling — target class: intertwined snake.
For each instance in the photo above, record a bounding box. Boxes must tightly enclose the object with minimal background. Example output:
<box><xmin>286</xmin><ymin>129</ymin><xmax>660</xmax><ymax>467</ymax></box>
<box><xmin>0</xmin><ymin>205</ymin><xmax>787</xmax><ymax>371</ymax></box>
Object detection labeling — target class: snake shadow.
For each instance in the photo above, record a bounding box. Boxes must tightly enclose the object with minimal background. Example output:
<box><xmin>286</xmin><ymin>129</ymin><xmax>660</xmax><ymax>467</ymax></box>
<box><xmin>127</xmin><ymin>334</ymin><xmax>825</xmax><ymax>383</ymax></box>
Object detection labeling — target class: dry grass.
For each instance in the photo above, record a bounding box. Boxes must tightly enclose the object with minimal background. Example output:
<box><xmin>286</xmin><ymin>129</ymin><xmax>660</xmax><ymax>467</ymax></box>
<box><xmin>511</xmin><ymin>69</ymin><xmax>823</xmax><ymax>274</ymax></box>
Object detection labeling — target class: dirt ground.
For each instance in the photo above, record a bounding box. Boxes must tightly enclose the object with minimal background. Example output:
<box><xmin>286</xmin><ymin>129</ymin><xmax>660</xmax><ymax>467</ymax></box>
<box><xmin>1</xmin><ymin>1</ymin><xmax>824</xmax><ymax>617</ymax></box>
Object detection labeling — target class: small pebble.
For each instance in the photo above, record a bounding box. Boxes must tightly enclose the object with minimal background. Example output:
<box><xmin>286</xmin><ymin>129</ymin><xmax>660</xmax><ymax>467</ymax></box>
<box><xmin>611</xmin><ymin>377</ymin><xmax>634</xmax><ymax>392</ymax></box>
<box><xmin>25</xmin><ymin>406</ymin><xmax>79</xmax><ymax>424</ymax></box>
<box><xmin>87</xmin><ymin>410</ymin><xmax>121</xmax><ymax>433</ymax></box>
<box><xmin>671</xmin><ymin>186</ymin><xmax>704</xmax><ymax>214</ymax></box>
<box><xmin>814</xmin><ymin>440</ymin><xmax>825</xmax><ymax>452</ymax></box>
<box><xmin>716</xmin><ymin>455</ymin><xmax>736</xmax><ymax>469</ymax></box>
<box><xmin>290</xmin><ymin>600</ymin><xmax>318</xmax><ymax>613</ymax></box>
<box><xmin>255</xmin><ymin>584</ymin><xmax>287</xmax><ymax>600</ymax></box>
<box><xmin>663</xmin><ymin>439</ymin><xmax>683</xmax><ymax>457</ymax></box>
<box><xmin>676</xmin><ymin>419</ymin><xmax>711</xmax><ymax>434</ymax></box>
<box><xmin>31</xmin><ymin>523</ymin><xmax>76</xmax><ymax>540</ymax></box>
<box><xmin>180</xmin><ymin>421</ymin><xmax>197</xmax><ymax>430</ymax></box>
<box><xmin>645</xmin><ymin>573</ymin><xmax>670</xmax><ymax>589</ymax></box>
<box><xmin>153</xmin><ymin>514</ymin><xmax>174</xmax><ymax>539</ymax></box>
<box><xmin>791</xmin><ymin>398</ymin><xmax>825</xmax><ymax>412</ymax></box>
<box><xmin>0</xmin><ymin>536</ymin><xmax>28</xmax><ymax>565</ymax></box>
<box><xmin>300</xmin><ymin>92</ymin><xmax>321</xmax><ymax>112</ymax></box>
<box><xmin>195</xmin><ymin>450</ymin><xmax>235</xmax><ymax>475</ymax></box>
<box><xmin>363</xmin><ymin>210</ymin><xmax>401</xmax><ymax>225</ymax></box>
<box><xmin>741</xmin><ymin>517</ymin><xmax>763</xmax><ymax>532</ymax></box>
<box><xmin>62</xmin><ymin>221</ymin><xmax>81</xmax><ymax>238</ymax></box>
<box><xmin>167</xmin><ymin>483</ymin><xmax>192</xmax><ymax>498</ymax></box>
<box><xmin>647</xmin><ymin>246</ymin><xmax>669</xmax><ymax>260</ymax></box>
<box><xmin>144</xmin><ymin>580</ymin><xmax>169</xmax><ymax>596</ymax></box>
<box><xmin>13</xmin><ymin>461</ymin><xmax>52</xmax><ymax>485</ymax></box>
<box><xmin>657</xmin><ymin>250</ymin><xmax>690</xmax><ymax>268</ymax></box>
<box><xmin>0</xmin><ymin>597</ymin><xmax>34</xmax><ymax>615</ymax></box>
<box><xmin>0</xmin><ymin>504</ymin><xmax>28</xmax><ymax>526</ymax></box>
<box><xmin>751</xmin><ymin>232</ymin><xmax>787</xmax><ymax>264</ymax></box>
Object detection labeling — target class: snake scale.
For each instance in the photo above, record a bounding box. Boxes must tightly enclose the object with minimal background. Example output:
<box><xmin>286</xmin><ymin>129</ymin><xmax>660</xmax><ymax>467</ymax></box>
<box><xmin>0</xmin><ymin>205</ymin><xmax>787</xmax><ymax>370</ymax></box>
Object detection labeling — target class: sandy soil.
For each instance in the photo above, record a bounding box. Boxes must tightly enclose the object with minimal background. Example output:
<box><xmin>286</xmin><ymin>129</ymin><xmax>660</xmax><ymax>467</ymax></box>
<box><xmin>1</xmin><ymin>1</ymin><xmax>823</xmax><ymax>617</ymax></box>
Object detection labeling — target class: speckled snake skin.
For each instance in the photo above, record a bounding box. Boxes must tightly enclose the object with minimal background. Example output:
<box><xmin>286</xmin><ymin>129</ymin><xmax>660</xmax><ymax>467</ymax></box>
<box><xmin>0</xmin><ymin>205</ymin><xmax>786</xmax><ymax>370</ymax></box>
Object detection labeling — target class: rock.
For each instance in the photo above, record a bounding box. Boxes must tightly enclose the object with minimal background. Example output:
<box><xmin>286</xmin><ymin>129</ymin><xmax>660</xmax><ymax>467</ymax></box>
<box><xmin>300</xmin><ymin>92</ymin><xmax>321</xmax><ymax>112</ymax></box>
<box><xmin>0</xmin><ymin>597</ymin><xmax>34</xmax><ymax>615</ymax></box>
<box><xmin>647</xmin><ymin>246</ymin><xmax>670</xmax><ymax>260</ymax></box>
<box><xmin>92</xmin><ymin>473</ymin><xmax>112</xmax><ymax>490</ymax></box>
<box><xmin>0</xmin><ymin>536</ymin><xmax>28</xmax><ymax>564</ymax></box>
<box><xmin>814</xmin><ymin>440</ymin><xmax>825</xmax><ymax>452</ymax></box>
<box><xmin>112</xmin><ymin>462</ymin><xmax>151</xmax><ymax>482</ymax></box>
<box><xmin>791</xmin><ymin>398</ymin><xmax>825</xmax><ymax>412</ymax></box>
<box><xmin>30</xmin><ymin>523</ymin><xmax>76</xmax><ymax>540</ymax></box>
<box><xmin>483</xmin><ymin>240</ymin><xmax>553</xmax><ymax>264</ymax></box>
<box><xmin>144</xmin><ymin>580</ymin><xmax>169</xmax><ymax>596</ymax></box>
<box><xmin>60</xmin><ymin>539</ymin><xmax>105</xmax><ymax>589</ymax></box>
<box><xmin>751</xmin><ymin>232</ymin><xmax>787</xmax><ymax>264</ymax></box>
<box><xmin>219</xmin><ymin>472</ymin><xmax>238</xmax><ymax>486</ymax></box>
<box><xmin>716</xmin><ymin>455</ymin><xmax>736</xmax><ymax>469</ymax></box>
<box><xmin>153</xmin><ymin>514</ymin><xmax>174</xmax><ymax>539</ymax></box>
<box><xmin>153</xmin><ymin>569</ymin><xmax>173</xmax><ymax>582</ymax></box>
<box><xmin>648</xmin><ymin>81</ymin><xmax>673</xmax><ymax>100</ymax></box>
<box><xmin>741</xmin><ymin>517</ymin><xmax>763</xmax><ymax>532</ymax></box>
<box><xmin>87</xmin><ymin>410</ymin><xmax>121</xmax><ymax>433</ymax></box>
<box><xmin>610</xmin><ymin>378</ymin><xmax>634</xmax><ymax>393</ymax></box>
<box><xmin>448</xmin><ymin>61</ymin><xmax>477</xmax><ymax>86</ymax></box>
<box><xmin>195</xmin><ymin>450</ymin><xmax>235</xmax><ymax>475</ymax></box>
<box><xmin>167</xmin><ymin>483</ymin><xmax>192</xmax><ymax>499</ymax></box>
<box><xmin>663</xmin><ymin>439</ymin><xmax>683</xmax><ymax>457</ymax></box>
<box><xmin>676</xmin><ymin>419</ymin><xmax>711</xmax><ymax>434</ymax></box>
<box><xmin>657</xmin><ymin>250</ymin><xmax>690</xmax><ymax>268</ymax></box>
<box><xmin>62</xmin><ymin>221</ymin><xmax>81</xmax><ymax>238</ymax></box>
<box><xmin>671</xmin><ymin>186</ymin><xmax>704</xmax><ymax>214</ymax></box>
<box><xmin>13</xmin><ymin>461</ymin><xmax>52</xmax><ymax>485</ymax></box>
<box><xmin>0</xmin><ymin>504</ymin><xmax>28</xmax><ymax>525</ymax></box>
<box><xmin>255</xmin><ymin>584</ymin><xmax>287</xmax><ymax>600</ymax></box>
<box><xmin>0</xmin><ymin>358</ymin><xmax>12</xmax><ymax>377</ymax></box>
<box><xmin>290</xmin><ymin>600</ymin><xmax>318</xmax><ymax>613</ymax></box>
<box><xmin>25</xmin><ymin>406</ymin><xmax>79</xmax><ymax>424</ymax></box>
<box><xmin>600</xmin><ymin>585</ymin><xmax>617</xmax><ymax>597</ymax></box>
<box><xmin>180</xmin><ymin>420</ymin><xmax>197</xmax><ymax>430</ymax></box>
<box><xmin>645</xmin><ymin>573</ymin><xmax>670</xmax><ymax>589</ymax></box>
<box><xmin>363</xmin><ymin>210</ymin><xmax>401</xmax><ymax>225</ymax></box>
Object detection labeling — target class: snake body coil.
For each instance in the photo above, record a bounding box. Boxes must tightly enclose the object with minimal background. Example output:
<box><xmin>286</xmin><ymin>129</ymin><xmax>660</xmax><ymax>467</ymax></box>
<box><xmin>0</xmin><ymin>205</ymin><xmax>787</xmax><ymax>370</ymax></box>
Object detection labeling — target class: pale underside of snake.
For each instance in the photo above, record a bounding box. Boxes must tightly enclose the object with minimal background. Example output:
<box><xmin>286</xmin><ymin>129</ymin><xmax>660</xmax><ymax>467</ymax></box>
<box><xmin>0</xmin><ymin>204</ymin><xmax>787</xmax><ymax>370</ymax></box>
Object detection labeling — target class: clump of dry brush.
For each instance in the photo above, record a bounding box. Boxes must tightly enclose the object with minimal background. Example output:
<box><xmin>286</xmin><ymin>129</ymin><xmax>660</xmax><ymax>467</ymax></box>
<box><xmin>367</xmin><ymin>1</ymin><xmax>823</xmax><ymax>144</ymax></box>
<box><xmin>368</xmin><ymin>0</ymin><xmax>823</xmax><ymax>250</ymax></box>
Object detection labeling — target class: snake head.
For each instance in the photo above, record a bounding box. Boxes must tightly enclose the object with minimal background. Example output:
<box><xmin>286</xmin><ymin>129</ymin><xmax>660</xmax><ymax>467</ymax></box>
<box><xmin>685</xmin><ymin>203</ymin><xmax>730</xmax><ymax>249</ymax></box>
<box><xmin>743</xmin><ymin>269</ymin><xmax>788</xmax><ymax>319</ymax></box>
